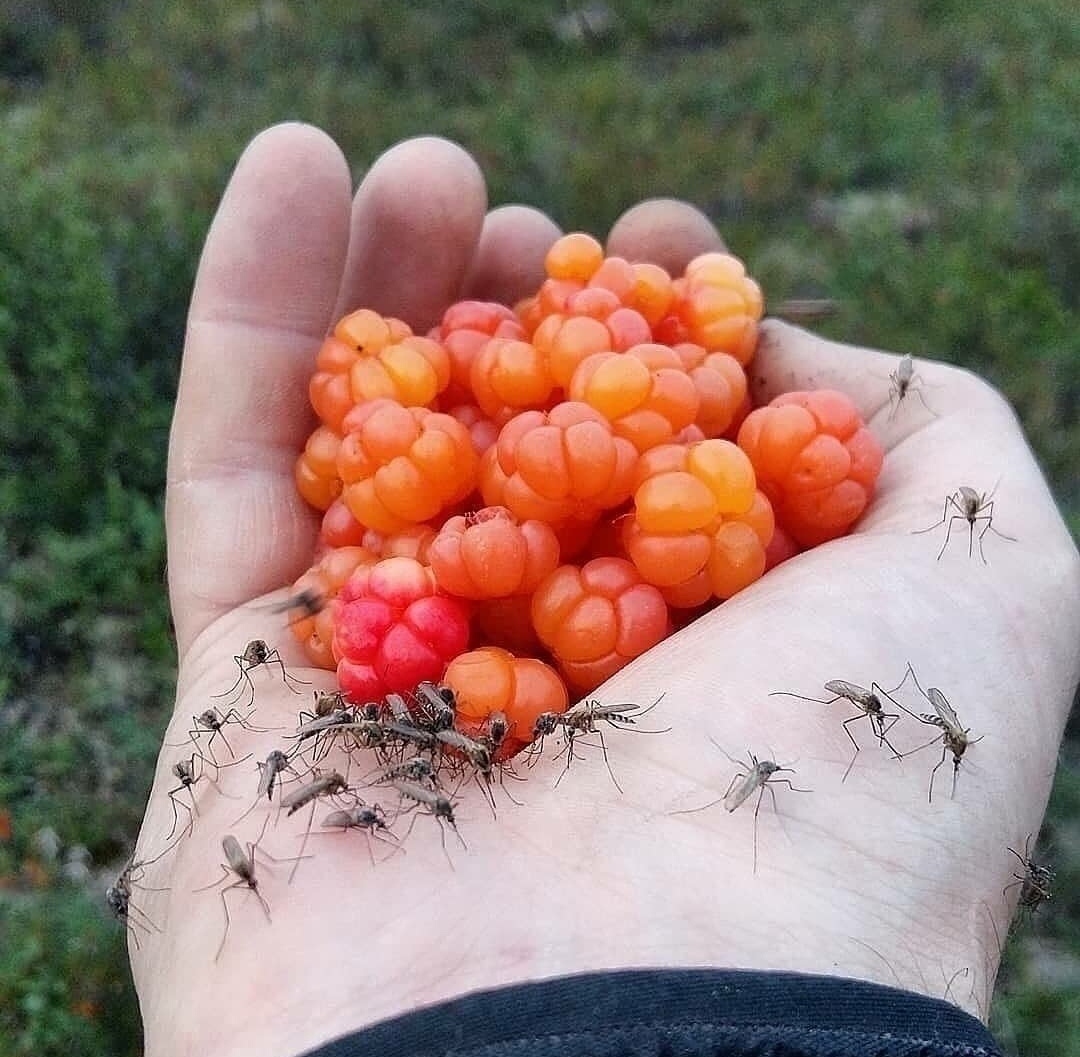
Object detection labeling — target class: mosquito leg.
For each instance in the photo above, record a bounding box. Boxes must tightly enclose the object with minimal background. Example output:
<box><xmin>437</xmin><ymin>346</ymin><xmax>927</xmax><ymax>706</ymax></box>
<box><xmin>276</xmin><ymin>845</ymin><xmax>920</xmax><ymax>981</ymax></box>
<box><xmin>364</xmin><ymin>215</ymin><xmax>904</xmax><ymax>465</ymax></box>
<box><xmin>597</xmin><ymin>729</ymin><xmax>624</xmax><ymax>794</ymax></box>
<box><xmin>166</xmin><ymin>785</ymin><xmax>197</xmax><ymax>841</ymax></box>
<box><xmin>840</xmin><ymin>714</ymin><xmax>864</xmax><ymax>782</ymax></box>
<box><xmin>937</xmin><ymin>512</ymin><xmax>962</xmax><ymax>561</ymax></box>
<box><xmin>214</xmin><ymin>882</ymin><xmax>242</xmax><ymax>963</ymax></box>
<box><xmin>928</xmin><ymin>746</ymin><xmax>948</xmax><ymax>803</ymax></box>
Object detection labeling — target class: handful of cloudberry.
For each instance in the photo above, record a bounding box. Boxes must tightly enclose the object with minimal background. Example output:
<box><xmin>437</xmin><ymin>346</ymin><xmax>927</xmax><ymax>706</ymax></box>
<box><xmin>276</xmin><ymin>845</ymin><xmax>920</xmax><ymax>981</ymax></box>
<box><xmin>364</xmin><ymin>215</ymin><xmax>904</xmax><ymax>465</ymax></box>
<box><xmin>288</xmin><ymin>232</ymin><xmax>884</xmax><ymax>750</ymax></box>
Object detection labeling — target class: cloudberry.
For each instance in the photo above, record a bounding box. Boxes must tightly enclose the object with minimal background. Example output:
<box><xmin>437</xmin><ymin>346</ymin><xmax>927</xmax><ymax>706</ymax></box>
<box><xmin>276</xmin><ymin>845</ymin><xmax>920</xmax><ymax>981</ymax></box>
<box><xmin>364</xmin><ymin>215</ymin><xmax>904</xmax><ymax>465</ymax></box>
<box><xmin>531</xmin><ymin>557</ymin><xmax>670</xmax><ymax>692</ymax></box>
<box><xmin>736</xmin><ymin>389</ymin><xmax>883</xmax><ymax>547</ymax></box>
<box><xmin>633</xmin><ymin>439</ymin><xmax>757</xmax><ymax>534</ymax></box>
<box><xmin>295</xmin><ymin>425</ymin><xmax>343</xmax><ymax>512</ymax></box>
<box><xmin>429</xmin><ymin>506</ymin><xmax>560</xmax><ymax>600</ymax></box>
<box><xmin>569</xmin><ymin>344</ymin><xmax>700</xmax><ymax>453</ymax></box>
<box><xmin>482</xmin><ymin>403</ymin><xmax>638</xmax><ymax>524</ymax></box>
<box><xmin>333</xmin><ymin>556</ymin><xmax>470</xmax><ymax>701</ymax></box>
<box><xmin>545</xmin><ymin>232</ymin><xmax>604</xmax><ymax>282</ymax></box>
<box><xmin>673</xmin><ymin>343</ymin><xmax>748</xmax><ymax>439</ymax></box>
<box><xmin>308</xmin><ymin>309</ymin><xmax>413</xmax><ymax>431</ymax></box>
<box><xmin>532</xmin><ymin>314</ymin><xmax>613</xmax><ymax>388</ymax></box>
<box><xmin>625</xmin><ymin>490</ymin><xmax>774</xmax><ymax>607</ymax></box>
<box><xmin>444</xmin><ymin>647</ymin><xmax>569</xmax><ymax>758</ymax></box>
<box><xmin>664</xmin><ymin>252</ymin><xmax>763</xmax><ymax>365</ymax></box>
<box><xmin>437</xmin><ymin>301</ymin><xmax>526</xmax><ymax>401</ymax></box>
<box><xmin>336</xmin><ymin>398</ymin><xmax>478</xmax><ymax>534</ymax></box>
<box><xmin>470</xmin><ymin>337</ymin><xmax>556</xmax><ymax>419</ymax></box>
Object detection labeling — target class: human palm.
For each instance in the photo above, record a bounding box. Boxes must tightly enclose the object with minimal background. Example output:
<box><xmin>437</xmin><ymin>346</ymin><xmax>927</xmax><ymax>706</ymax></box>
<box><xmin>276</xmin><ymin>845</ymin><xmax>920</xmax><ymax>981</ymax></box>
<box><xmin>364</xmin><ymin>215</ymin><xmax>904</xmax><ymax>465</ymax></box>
<box><xmin>130</xmin><ymin>125</ymin><xmax>1080</xmax><ymax>1057</ymax></box>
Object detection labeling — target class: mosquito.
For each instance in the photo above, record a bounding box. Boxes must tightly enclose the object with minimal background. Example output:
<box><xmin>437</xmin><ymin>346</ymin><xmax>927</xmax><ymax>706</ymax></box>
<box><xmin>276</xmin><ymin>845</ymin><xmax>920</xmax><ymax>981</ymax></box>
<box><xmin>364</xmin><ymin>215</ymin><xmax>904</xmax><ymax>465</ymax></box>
<box><xmin>413</xmin><ymin>681</ymin><xmax>456</xmax><ymax>732</ymax></box>
<box><xmin>318</xmin><ymin>803</ymin><xmax>400</xmax><ymax>865</ymax></box>
<box><xmin>1004</xmin><ymin>836</ymin><xmax>1054</xmax><ymax>912</ymax></box>
<box><xmin>769</xmin><ymin>678</ymin><xmax>904</xmax><ymax>781</ymax></box>
<box><xmin>671</xmin><ymin>744</ymin><xmax>810</xmax><ymax>874</ymax></box>
<box><xmin>233</xmin><ymin>749</ymin><xmax>302</xmax><ymax>825</ymax></box>
<box><xmin>106</xmin><ymin>854</ymin><xmax>167</xmax><ymax>949</ymax></box>
<box><xmin>278</xmin><ymin>770</ymin><xmax>353</xmax><ymax>881</ymax></box>
<box><xmin>165</xmin><ymin>751</ymin><xmax>248</xmax><ymax>840</ymax></box>
<box><xmin>194</xmin><ymin>820</ymin><xmax>308</xmax><ymax>962</ymax></box>
<box><xmin>268</xmin><ymin>588</ymin><xmax>326</xmax><ymax>623</ymax></box>
<box><xmin>552</xmin><ymin>696</ymin><xmax>669</xmax><ymax>793</ymax></box>
<box><xmin>887</xmin><ymin>354</ymin><xmax>936</xmax><ymax>420</ymax></box>
<box><xmin>391</xmin><ymin>780</ymin><xmax>466</xmax><ymax>865</ymax></box>
<box><xmin>895</xmin><ymin>671</ymin><xmax>982</xmax><ymax>801</ymax></box>
<box><xmin>435</xmin><ymin>727</ymin><xmax>507</xmax><ymax>816</ymax></box>
<box><xmin>913</xmin><ymin>485</ymin><xmax>1016</xmax><ymax>564</ymax></box>
<box><xmin>214</xmin><ymin>639</ymin><xmax>309</xmax><ymax>709</ymax></box>
<box><xmin>168</xmin><ymin>705</ymin><xmax>274</xmax><ymax>765</ymax></box>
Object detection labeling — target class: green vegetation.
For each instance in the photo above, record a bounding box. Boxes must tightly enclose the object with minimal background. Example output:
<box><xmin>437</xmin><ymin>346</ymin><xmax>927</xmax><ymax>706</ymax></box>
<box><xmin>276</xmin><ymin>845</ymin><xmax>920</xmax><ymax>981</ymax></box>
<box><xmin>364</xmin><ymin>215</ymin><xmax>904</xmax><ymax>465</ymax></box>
<box><xmin>1</xmin><ymin>2</ymin><xmax>1077</xmax><ymax>1053</ymax></box>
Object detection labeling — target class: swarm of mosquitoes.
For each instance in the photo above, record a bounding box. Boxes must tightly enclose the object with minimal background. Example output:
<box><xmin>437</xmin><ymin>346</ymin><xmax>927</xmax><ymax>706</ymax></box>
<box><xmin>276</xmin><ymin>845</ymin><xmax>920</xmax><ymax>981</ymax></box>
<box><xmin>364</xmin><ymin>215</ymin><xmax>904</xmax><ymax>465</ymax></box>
<box><xmin>109</xmin><ymin>352</ymin><xmax>1047</xmax><ymax>973</ymax></box>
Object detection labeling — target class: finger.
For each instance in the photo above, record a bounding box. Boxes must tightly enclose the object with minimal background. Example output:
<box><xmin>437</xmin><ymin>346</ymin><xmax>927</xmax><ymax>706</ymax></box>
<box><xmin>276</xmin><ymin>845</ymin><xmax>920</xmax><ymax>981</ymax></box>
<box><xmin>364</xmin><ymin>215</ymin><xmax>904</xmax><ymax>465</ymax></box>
<box><xmin>333</xmin><ymin>136</ymin><xmax>488</xmax><ymax>331</ymax></box>
<box><xmin>462</xmin><ymin>205</ymin><xmax>562</xmax><ymax>305</ymax></box>
<box><xmin>606</xmin><ymin>198</ymin><xmax>726</xmax><ymax>272</ymax></box>
<box><xmin>167</xmin><ymin>123</ymin><xmax>353</xmax><ymax>659</ymax></box>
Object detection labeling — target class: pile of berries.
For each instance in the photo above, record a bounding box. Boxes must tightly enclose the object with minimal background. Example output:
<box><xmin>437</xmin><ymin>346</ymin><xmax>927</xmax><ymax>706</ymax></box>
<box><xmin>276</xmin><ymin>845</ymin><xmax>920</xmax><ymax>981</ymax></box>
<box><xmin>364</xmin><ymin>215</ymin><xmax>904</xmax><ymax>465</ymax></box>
<box><xmin>289</xmin><ymin>233</ymin><xmax>883</xmax><ymax>752</ymax></box>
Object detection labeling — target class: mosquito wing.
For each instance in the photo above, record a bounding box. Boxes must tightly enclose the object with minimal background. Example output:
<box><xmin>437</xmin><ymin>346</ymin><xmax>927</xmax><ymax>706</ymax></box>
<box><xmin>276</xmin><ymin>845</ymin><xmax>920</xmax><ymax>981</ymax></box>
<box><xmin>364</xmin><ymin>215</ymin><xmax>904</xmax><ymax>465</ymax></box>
<box><xmin>723</xmin><ymin>768</ymin><xmax>763</xmax><ymax>813</ymax></box>
<box><xmin>823</xmin><ymin>680</ymin><xmax>871</xmax><ymax>705</ymax></box>
<box><xmin>927</xmin><ymin>688</ymin><xmax>962</xmax><ymax>734</ymax></box>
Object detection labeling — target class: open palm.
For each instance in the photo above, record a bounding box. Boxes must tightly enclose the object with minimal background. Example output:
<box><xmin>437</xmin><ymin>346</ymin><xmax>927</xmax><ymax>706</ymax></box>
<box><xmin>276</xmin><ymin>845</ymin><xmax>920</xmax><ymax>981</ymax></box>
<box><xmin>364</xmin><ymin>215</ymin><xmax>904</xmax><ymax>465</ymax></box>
<box><xmin>130</xmin><ymin>124</ymin><xmax>1080</xmax><ymax>1057</ymax></box>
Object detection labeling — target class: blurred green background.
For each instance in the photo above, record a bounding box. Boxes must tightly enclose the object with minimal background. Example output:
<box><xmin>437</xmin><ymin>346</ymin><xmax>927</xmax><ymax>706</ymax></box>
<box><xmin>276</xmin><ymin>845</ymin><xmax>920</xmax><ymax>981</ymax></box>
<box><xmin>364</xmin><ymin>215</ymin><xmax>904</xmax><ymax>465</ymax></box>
<box><xmin>0</xmin><ymin>1</ymin><xmax>1077</xmax><ymax>1053</ymax></box>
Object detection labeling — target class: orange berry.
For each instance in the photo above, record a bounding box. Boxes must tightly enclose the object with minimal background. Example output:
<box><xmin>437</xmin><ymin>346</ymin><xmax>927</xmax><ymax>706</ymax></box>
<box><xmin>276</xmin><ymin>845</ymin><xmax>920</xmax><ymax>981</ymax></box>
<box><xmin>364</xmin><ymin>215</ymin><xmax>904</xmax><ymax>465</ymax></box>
<box><xmin>625</xmin><ymin>489</ymin><xmax>773</xmax><ymax>606</ymax></box>
<box><xmin>531</xmin><ymin>557</ymin><xmax>670</xmax><ymax>692</ymax></box>
<box><xmin>438</xmin><ymin>301</ymin><xmax>527</xmax><ymax>397</ymax></box>
<box><xmin>569</xmin><ymin>344</ymin><xmax>699</xmax><ymax>453</ymax></box>
<box><xmin>736</xmin><ymin>389</ymin><xmax>883</xmax><ymax>547</ymax></box>
<box><xmin>633</xmin><ymin>439</ymin><xmax>757</xmax><ymax>534</ymax></box>
<box><xmin>533</xmin><ymin>313</ymin><xmax>614</xmax><ymax>389</ymax></box>
<box><xmin>470</xmin><ymin>337</ymin><xmax>556</xmax><ymax>418</ymax></box>
<box><xmin>443</xmin><ymin>647</ymin><xmax>569</xmax><ymax>753</ymax></box>
<box><xmin>545</xmin><ymin>232</ymin><xmax>604</xmax><ymax>282</ymax></box>
<box><xmin>673</xmin><ymin>343</ymin><xmax>748</xmax><ymax>438</ymax></box>
<box><xmin>348</xmin><ymin>334</ymin><xmax>451</xmax><ymax>408</ymax></box>
<box><xmin>670</xmin><ymin>252</ymin><xmax>763</xmax><ymax>365</ymax></box>
<box><xmin>337</xmin><ymin>399</ymin><xmax>478</xmax><ymax>534</ymax></box>
<box><xmin>308</xmin><ymin>310</ymin><xmax>414</xmax><ymax>431</ymax></box>
<box><xmin>489</xmin><ymin>403</ymin><xmax>639</xmax><ymax>523</ymax></box>
<box><xmin>629</xmin><ymin>262</ymin><xmax>675</xmax><ymax>326</ymax></box>
<box><xmin>295</xmin><ymin>426</ymin><xmax>343</xmax><ymax>511</ymax></box>
<box><xmin>429</xmin><ymin>506</ymin><xmax>560</xmax><ymax>600</ymax></box>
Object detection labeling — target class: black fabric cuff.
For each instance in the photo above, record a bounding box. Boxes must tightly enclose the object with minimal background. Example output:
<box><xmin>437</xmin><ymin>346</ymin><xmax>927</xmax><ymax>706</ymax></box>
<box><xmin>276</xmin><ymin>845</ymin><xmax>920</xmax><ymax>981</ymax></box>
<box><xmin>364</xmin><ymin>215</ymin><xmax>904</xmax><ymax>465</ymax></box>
<box><xmin>297</xmin><ymin>968</ymin><xmax>1003</xmax><ymax>1057</ymax></box>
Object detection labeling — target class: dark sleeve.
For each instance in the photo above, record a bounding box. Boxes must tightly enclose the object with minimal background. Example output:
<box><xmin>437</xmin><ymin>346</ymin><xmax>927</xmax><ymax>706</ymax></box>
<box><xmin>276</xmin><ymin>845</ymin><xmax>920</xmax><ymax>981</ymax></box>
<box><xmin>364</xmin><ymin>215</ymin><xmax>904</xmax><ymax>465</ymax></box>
<box><xmin>296</xmin><ymin>968</ymin><xmax>1004</xmax><ymax>1057</ymax></box>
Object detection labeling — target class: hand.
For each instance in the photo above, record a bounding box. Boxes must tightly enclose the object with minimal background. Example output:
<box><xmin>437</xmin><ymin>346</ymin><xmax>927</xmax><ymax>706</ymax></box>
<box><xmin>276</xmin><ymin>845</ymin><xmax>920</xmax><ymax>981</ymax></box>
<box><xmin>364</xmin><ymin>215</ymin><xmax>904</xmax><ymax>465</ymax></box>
<box><xmin>131</xmin><ymin>123</ymin><xmax>1080</xmax><ymax>1057</ymax></box>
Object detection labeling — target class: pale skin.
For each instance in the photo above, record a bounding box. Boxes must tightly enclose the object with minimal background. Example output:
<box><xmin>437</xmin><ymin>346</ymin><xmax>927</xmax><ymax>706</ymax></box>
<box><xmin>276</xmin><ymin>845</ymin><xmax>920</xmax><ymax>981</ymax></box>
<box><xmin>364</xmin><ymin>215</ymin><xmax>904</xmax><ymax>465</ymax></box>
<box><xmin>133</xmin><ymin>123</ymin><xmax>1080</xmax><ymax>1057</ymax></box>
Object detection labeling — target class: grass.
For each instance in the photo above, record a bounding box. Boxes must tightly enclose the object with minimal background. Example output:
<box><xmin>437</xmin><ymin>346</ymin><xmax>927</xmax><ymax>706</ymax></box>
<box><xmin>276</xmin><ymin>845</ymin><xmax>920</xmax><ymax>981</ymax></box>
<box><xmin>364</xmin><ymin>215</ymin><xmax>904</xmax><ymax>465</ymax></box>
<box><xmin>0</xmin><ymin>2</ymin><xmax>1076</xmax><ymax>1053</ymax></box>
